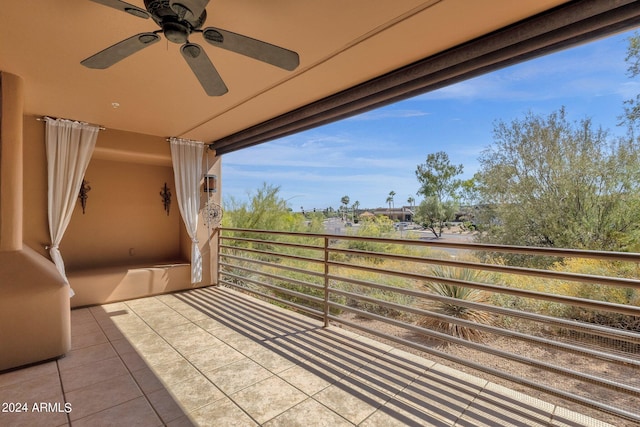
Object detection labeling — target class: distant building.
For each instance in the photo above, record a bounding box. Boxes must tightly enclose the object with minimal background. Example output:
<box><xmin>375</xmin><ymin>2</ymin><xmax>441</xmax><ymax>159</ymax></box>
<box><xmin>372</xmin><ymin>206</ymin><xmax>414</xmax><ymax>222</ymax></box>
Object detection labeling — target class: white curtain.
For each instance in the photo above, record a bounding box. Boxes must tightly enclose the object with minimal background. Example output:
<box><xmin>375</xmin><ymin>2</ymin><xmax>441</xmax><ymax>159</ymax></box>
<box><xmin>45</xmin><ymin>118</ymin><xmax>100</xmax><ymax>297</ymax></box>
<box><xmin>170</xmin><ymin>138</ymin><xmax>204</xmax><ymax>283</ymax></box>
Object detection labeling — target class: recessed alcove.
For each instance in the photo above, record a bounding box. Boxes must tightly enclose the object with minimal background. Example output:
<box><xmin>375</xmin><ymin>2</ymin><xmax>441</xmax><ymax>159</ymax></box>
<box><xmin>22</xmin><ymin>121</ymin><xmax>204</xmax><ymax>308</ymax></box>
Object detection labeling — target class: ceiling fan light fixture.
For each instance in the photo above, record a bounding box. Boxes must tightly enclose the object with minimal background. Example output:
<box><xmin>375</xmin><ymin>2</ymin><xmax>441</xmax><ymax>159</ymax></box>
<box><xmin>163</xmin><ymin>21</ymin><xmax>190</xmax><ymax>44</ymax></box>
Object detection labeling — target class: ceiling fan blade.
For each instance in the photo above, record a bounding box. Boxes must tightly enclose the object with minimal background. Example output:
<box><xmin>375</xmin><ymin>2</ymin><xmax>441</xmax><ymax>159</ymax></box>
<box><xmin>88</xmin><ymin>0</ymin><xmax>150</xmax><ymax>19</ymax></box>
<box><xmin>170</xmin><ymin>0</ymin><xmax>209</xmax><ymax>22</ymax></box>
<box><xmin>81</xmin><ymin>33</ymin><xmax>160</xmax><ymax>69</ymax></box>
<box><xmin>181</xmin><ymin>43</ymin><xmax>228</xmax><ymax>96</ymax></box>
<box><xmin>202</xmin><ymin>27</ymin><xmax>299</xmax><ymax>71</ymax></box>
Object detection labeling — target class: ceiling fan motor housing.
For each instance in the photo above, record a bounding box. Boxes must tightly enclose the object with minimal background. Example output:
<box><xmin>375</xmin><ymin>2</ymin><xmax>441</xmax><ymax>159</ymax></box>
<box><xmin>144</xmin><ymin>0</ymin><xmax>206</xmax><ymax>30</ymax></box>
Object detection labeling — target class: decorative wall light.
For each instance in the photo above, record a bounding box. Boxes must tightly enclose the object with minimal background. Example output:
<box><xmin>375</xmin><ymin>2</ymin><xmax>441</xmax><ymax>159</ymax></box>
<box><xmin>160</xmin><ymin>183</ymin><xmax>171</xmax><ymax>215</ymax></box>
<box><xmin>203</xmin><ymin>199</ymin><xmax>223</xmax><ymax>228</ymax></box>
<box><xmin>204</xmin><ymin>174</ymin><xmax>217</xmax><ymax>193</ymax></box>
<box><xmin>78</xmin><ymin>179</ymin><xmax>91</xmax><ymax>214</ymax></box>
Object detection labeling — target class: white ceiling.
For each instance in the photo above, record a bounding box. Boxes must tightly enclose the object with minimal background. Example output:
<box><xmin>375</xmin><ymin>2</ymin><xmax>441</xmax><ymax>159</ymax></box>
<box><xmin>1</xmin><ymin>0</ymin><xmax>569</xmax><ymax>144</ymax></box>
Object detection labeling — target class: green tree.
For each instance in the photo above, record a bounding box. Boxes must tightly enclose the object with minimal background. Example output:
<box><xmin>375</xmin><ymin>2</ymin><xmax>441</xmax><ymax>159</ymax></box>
<box><xmin>622</xmin><ymin>32</ymin><xmax>640</xmax><ymax>133</ymax></box>
<box><xmin>415</xmin><ymin>151</ymin><xmax>463</xmax><ymax>237</ymax></box>
<box><xmin>224</xmin><ymin>182</ymin><xmax>306</xmax><ymax>231</ymax></box>
<box><xmin>475</xmin><ymin>108</ymin><xmax>640</xmax><ymax>253</ymax></box>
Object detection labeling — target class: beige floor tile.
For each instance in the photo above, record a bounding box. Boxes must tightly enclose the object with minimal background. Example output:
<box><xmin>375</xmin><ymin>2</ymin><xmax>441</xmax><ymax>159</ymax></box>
<box><xmin>457</xmin><ymin>382</ymin><xmax>553</xmax><ymax>427</ymax></box>
<box><xmin>164</xmin><ymin>375</ymin><xmax>225</xmax><ymax>411</ymax></box>
<box><xmin>65</xmin><ymin>374</ymin><xmax>142</xmax><ymax>421</ymax></box>
<box><xmin>125</xmin><ymin>297</ymin><xmax>168</xmax><ymax>312</ymax></box>
<box><xmin>247</xmin><ymin>346</ymin><xmax>301</xmax><ymax>373</ymax></box>
<box><xmin>130</xmin><ymin>366</ymin><xmax>165</xmax><ymax>395</ymax></box>
<box><xmin>348</xmin><ymin>353</ymin><xmax>428</xmax><ymax>396</ymax></box>
<box><xmin>278</xmin><ymin>363</ymin><xmax>337</xmax><ymax>395</ymax></box>
<box><xmin>70</xmin><ymin>329</ymin><xmax>109</xmax><ymax>350</ymax></box>
<box><xmin>59</xmin><ymin>356</ymin><xmax>128</xmax><ymax>393</ymax></box>
<box><xmin>149</xmin><ymin>358</ymin><xmax>201</xmax><ymax>386</ymax></box>
<box><xmin>70</xmin><ymin>308</ymin><xmax>95</xmax><ymax>325</ymax></box>
<box><xmin>361</xmin><ymin>397</ymin><xmax>454</xmax><ymax>427</ymax></box>
<box><xmin>139</xmin><ymin>312</ymin><xmax>192</xmax><ymax>332</ymax></box>
<box><xmin>160</xmin><ymin>323</ymin><xmax>224</xmax><ymax>355</ymax></box>
<box><xmin>110</xmin><ymin>337</ymin><xmax>138</xmax><ymax>356</ymax></box>
<box><xmin>0</xmin><ymin>361</ymin><xmax>58</xmax><ymax>388</ymax></box>
<box><xmin>263</xmin><ymin>398</ymin><xmax>352</xmax><ymax>427</ymax></box>
<box><xmin>70</xmin><ymin>319</ymin><xmax>102</xmax><ymax>338</ymax></box>
<box><xmin>312</xmin><ymin>377</ymin><xmax>392</xmax><ymax>425</ymax></box>
<box><xmin>128</xmin><ymin>333</ymin><xmax>185</xmax><ymax>367</ymax></box>
<box><xmin>165</xmin><ymin>414</ymin><xmax>198</xmax><ymax>426</ymax></box>
<box><xmin>189</xmin><ymin>397</ymin><xmax>258</xmax><ymax>427</ymax></box>
<box><xmin>71</xmin><ymin>396</ymin><xmax>162</xmax><ymax>427</ymax></box>
<box><xmin>230</xmin><ymin>376</ymin><xmax>307</xmax><ymax>424</ymax></box>
<box><xmin>203</xmin><ymin>358</ymin><xmax>273</xmax><ymax>395</ymax></box>
<box><xmin>57</xmin><ymin>342</ymin><xmax>118</xmax><ymax>372</ymax></box>
<box><xmin>0</xmin><ymin>403</ymin><xmax>69</xmax><ymax>427</ymax></box>
<box><xmin>99</xmin><ymin>324</ymin><xmax>127</xmax><ymax>341</ymax></box>
<box><xmin>394</xmin><ymin>368</ymin><xmax>481</xmax><ymax>424</ymax></box>
<box><xmin>119</xmin><ymin>349</ymin><xmax>152</xmax><ymax>372</ymax></box>
<box><xmin>186</xmin><ymin>343</ymin><xmax>245</xmax><ymax>372</ymax></box>
<box><xmin>0</xmin><ymin>372</ymin><xmax>64</xmax><ymax>404</ymax></box>
<box><xmin>147</xmin><ymin>388</ymin><xmax>190</xmax><ymax>424</ymax></box>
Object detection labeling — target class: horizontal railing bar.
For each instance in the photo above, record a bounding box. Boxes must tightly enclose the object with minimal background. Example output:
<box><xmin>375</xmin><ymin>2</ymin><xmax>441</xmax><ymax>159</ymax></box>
<box><xmin>221</xmin><ymin>228</ymin><xmax>640</xmax><ymax>263</ymax></box>
<box><xmin>327</xmin><ymin>302</ymin><xmax>640</xmax><ymax>395</ymax></box>
<box><xmin>329</xmin><ymin>261</ymin><xmax>640</xmax><ymax>317</ymax></box>
<box><xmin>329</xmin><ymin>247</ymin><xmax>640</xmax><ymax>289</ymax></box>
<box><xmin>220</xmin><ymin>244</ymin><xmax>324</xmax><ymax>265</ymax></box>
<box><xmin>220</xmin><ymin>235</ymin><xmax>324</xmax><ymax>252</ymax></box>
<box><xmin>329</xmin><ymin>287</ymin><xmax>639</xmax><ymax>366</ymax></box>
<box><xmin>327</xmin><ymin>312</ymin><xmax>640</xmax><ymax>424</ymax></box>
<box><xmin>327</xmin><ymin>233</ymin><xmax>640</xmax><ymax>263</ymax></box>
<box><xmin>220</xmin><ymin>269</ymin><xmax>325</xmax><ymax>298</ymax></box>
<box><xmin>220</xmin><ymin>263</ymin><xmax>324</xmax><ymax>292</ymax></box>
<box><xmin>220</xmin><ymin>280</ymin><xmax>324</xmax><ymax>320</ymax></box>
<box><xmin>220</xmin><ymin>253</ymin><xmax>325</xmax><ymax>279</ymax></box>
<box><xmin>328</xmin><ymin>274</ymin><xmax>640</xmax><ymax>344</ymax></box>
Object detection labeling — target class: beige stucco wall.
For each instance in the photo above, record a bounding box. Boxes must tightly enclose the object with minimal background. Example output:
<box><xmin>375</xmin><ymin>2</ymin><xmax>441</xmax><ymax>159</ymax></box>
<box><xmin>0</xmin><ymin>71</ymin><xmax>71</xmax><ymax>371</ymax></box>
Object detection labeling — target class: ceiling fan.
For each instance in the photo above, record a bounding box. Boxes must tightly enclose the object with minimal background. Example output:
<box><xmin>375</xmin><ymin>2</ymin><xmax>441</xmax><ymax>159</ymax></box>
<box><xmin>81</xmin><ymin>0</ymin><xmax>300</xmax><ymax>96</ymax></box>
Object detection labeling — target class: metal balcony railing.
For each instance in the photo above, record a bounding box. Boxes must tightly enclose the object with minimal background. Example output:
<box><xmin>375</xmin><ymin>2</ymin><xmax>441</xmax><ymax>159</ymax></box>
<box><xmin>217</xmin><ymin>227</ymin><xmax>640</xmax><ymax>425</ymax></box>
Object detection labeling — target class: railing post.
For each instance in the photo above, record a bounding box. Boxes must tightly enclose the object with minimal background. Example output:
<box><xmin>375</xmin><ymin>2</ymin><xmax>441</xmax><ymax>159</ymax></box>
<box><xmin>216</xmin><ymin>228</ymin><xmax>222</xmax><ymax>286</ymax></box>
<box><xmin>323</xmin><ymin>236</ymin><xmax>329</xmax><ymax>328</ymax></box>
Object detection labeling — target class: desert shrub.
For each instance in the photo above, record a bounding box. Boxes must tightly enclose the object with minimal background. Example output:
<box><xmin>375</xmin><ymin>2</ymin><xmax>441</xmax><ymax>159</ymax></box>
<box><xmin>417</xmin><ymin>265</ymin><xmax>496</xmax><ymax>343</ymax></box>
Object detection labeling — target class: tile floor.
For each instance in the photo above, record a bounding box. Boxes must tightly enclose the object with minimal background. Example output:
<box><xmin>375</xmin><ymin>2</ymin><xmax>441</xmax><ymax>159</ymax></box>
<box><xmin>0</xmin><ymin>286</ymin><xmax>615</xmax><ymax>426</ymax></box>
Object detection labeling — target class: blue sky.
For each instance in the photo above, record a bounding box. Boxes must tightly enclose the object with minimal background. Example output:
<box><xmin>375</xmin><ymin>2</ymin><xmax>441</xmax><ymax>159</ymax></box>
<box><xmin>222</xmin><ymin>28</ymin><xmax>640</xmax><ymax>211</ymax></box>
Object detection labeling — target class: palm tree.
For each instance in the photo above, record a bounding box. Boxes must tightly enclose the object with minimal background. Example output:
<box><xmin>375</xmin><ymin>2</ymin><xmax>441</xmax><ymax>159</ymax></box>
<box><xmin>407</xmin><ymin>196</ymin><xmax>415</xmax><ymax>209</ymax></box>
<box><xmin>388</xmin><ymin>190</ymin><xmax>396</xmax><ymax>209</ymax></box>
<box><xmin>352</xmin><ymin>200</ymin><xmax>360</xmax><ymax>222</ymax></box>
<box><xmin>340</xmin><ymin>196</ymin><xmax>350</xmax><ymax>221</ymax></box>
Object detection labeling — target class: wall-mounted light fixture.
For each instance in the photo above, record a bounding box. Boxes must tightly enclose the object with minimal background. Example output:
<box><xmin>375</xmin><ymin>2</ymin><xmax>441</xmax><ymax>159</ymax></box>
<box><xmin>78</xmin><ymin>179</ymin><xmax>91</xmax><ymax>214</ymax></box>
<box><xmin>204</xmin><ymin>174</ymin><xmax>217</xmax><ymax>193</ymax></box>
<box><xmin>160</xmin><ymin>183</ymin><xmax>171</xmax><ymax>215</ymax></box>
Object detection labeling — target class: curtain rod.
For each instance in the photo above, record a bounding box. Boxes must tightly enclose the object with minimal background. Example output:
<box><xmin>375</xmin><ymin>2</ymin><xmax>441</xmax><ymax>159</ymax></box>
<box><xmin>36</xmin><ymin>116</ymin><xmax>106</xmax><ymax>131</ymax></box>
<box><xmin>165</xmin><ymin>137</ymin><xmax>208</xmax><ymax>145</ymax></box>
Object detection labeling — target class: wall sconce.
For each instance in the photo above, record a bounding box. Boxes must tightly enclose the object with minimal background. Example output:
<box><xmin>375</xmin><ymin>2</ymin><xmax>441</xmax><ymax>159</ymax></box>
<box><xmin>204</xmin><ymin>174</ymin><xmax>217</xmax><ymax>193</ymax></box>
<box><xmin>78</xmin><ymin>179</ymin><xmax>91</xmax><ymax>214</ymax></box>
<box><xmin>160</xmin><ymin>183</ymin><xmax>171</xmax><ymax>215</ymax></box>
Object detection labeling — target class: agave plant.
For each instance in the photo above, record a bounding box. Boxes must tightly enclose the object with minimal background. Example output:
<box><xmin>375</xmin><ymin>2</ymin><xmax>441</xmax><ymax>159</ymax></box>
<box><xmin>418</xmin><ymin>265</ymin><xmax>495</xmax><ymax>343</ymax></box>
